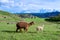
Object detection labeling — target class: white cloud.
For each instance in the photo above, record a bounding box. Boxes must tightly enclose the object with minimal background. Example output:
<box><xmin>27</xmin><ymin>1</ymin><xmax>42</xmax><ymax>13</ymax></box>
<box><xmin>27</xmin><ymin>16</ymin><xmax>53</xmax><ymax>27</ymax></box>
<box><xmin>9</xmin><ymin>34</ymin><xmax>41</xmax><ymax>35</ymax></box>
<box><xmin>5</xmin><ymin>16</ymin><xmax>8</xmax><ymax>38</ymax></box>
<box><xmin>2</xmin><ymin>5</ymin><xmax>10</xmax><ymax>8</ymax></box>
<box><xmin>0</xmin><ymin>0</ymin><xmax>60</xmax><ymax>13</ymax></box>
<box><xmin>0</xmin><ymin>0</ymin><xmax>9</xmax><ymax>3</ymax></box>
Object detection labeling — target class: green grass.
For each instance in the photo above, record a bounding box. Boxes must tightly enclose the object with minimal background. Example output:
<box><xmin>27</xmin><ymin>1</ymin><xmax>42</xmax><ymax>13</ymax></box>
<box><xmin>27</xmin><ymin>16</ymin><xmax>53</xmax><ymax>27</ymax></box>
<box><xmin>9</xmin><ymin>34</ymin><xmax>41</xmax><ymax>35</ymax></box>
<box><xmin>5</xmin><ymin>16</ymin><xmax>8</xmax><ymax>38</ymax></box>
<box><xmin>0</xmin><ymin>10</ymin><xmax>60</xmax><ymax>40</ymax></box>
<box><xmin>0</xmin><ymin>17</ymin><xmax>60</xmax><ymax>40</ymax></box>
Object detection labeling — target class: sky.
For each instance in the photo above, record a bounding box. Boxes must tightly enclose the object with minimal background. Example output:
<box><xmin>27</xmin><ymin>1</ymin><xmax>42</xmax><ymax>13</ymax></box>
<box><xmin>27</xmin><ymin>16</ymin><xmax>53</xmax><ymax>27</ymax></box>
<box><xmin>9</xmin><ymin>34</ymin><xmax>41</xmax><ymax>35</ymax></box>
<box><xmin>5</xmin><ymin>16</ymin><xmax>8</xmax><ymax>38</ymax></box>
<box><xmin>0</xmin><ymin>0</ymin><xmax>60</xmax><ymax>13</ymax></box>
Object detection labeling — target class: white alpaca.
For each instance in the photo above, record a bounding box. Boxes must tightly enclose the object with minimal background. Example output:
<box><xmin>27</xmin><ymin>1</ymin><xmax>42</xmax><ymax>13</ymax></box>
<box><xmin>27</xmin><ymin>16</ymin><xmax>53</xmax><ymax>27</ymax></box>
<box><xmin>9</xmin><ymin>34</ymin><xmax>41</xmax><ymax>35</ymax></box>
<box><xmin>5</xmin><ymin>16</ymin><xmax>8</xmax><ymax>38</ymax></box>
<box><xmin>36</xmin><ymin>24</ymin><xmax>44</xmax><ymax>31</ymax></box>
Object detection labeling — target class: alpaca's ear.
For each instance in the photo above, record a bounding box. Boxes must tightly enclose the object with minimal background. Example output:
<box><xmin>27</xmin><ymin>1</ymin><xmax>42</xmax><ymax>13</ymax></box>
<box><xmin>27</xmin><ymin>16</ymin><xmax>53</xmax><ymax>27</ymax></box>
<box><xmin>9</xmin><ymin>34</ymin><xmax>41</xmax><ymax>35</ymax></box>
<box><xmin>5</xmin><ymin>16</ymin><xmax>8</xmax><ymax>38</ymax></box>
<box><xmin>31</xmin><ymin>21</ymin><xmax>34</xmax><ymax>22</ymax></box>
<box><xmin>30</xmin><ymin>21</ymin><xmax>34</xmax><ymax>23</ymax></box>
<box><xmin>30</xmin><ymin>21</ymin><xmax>34</xmax><ymax>24</ymax></box>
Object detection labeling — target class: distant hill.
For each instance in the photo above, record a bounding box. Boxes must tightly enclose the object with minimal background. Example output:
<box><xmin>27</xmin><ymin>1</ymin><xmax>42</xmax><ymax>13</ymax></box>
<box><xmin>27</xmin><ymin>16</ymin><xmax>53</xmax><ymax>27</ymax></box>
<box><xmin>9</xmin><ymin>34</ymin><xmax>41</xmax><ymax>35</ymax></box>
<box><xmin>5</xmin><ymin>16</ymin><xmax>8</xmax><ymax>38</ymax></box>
<box><xmin>0</xmin><ymin>10</ymin><xmax>60</xmax><ymax>18</ymax></box>
<box><xmin>0</xmin><ymin>10</ymin><xmax>20</xmax><ymax>22</ymax></box>
<box><xmin>15</xmin><ymin>11</ymin><xmax>60</xmax><ymax>18</ymax></box>
<box><xmin>0</xmin><ymin>10</ymin><xmax>11</xmax><ymax>15</ymax></box>
<box><xmin>31</xmin><ymin>11</ymin><xmax>60</xmax><ymax>18</ymax></box>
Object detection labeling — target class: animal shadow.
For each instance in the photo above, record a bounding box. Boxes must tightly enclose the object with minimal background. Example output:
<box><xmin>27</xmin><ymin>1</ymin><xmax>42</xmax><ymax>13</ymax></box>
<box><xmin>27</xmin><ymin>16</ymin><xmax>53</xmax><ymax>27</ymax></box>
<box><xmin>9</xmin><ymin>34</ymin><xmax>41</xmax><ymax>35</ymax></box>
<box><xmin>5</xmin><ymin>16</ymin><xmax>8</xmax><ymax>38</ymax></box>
<box><xmin>1</xmin><ymin>30</ymin><xmax>16</xmax><ymax>33</ymax></box>
<box><xmin>1</xmin><ymin>30</ymin><xmax>28</xmax><ymax>33</ymax></box>
<box><xmin>27</xmin><ymin>31</ymin><xmax>37</xmax><ymax>33</ymax></box>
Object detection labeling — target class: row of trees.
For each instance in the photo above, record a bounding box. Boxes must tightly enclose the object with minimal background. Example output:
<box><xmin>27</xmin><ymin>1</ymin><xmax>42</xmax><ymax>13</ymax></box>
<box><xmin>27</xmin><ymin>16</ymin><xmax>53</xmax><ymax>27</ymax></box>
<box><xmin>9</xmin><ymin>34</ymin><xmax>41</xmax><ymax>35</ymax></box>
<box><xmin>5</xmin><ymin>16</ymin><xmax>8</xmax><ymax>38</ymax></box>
<box><xmin>49</xmin><ymin>14</ymin><xmax>60</xmax><ymax>21</ymax></box>
<box><xmin>45</xmin><ymin>14</ymin><xmax>60</xmax><ymax>21</ymax></box>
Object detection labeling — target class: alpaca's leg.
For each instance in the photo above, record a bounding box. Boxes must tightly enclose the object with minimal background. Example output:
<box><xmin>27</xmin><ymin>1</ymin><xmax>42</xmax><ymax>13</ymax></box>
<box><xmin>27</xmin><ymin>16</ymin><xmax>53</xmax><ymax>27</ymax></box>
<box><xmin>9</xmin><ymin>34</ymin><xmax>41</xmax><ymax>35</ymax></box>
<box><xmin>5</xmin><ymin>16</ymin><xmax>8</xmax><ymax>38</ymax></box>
<box><xmin>24</xmin><ymin>28</ymin><xmax>26</xmax><ymax>31</ymax></box>
<box><xmin>16</xmin><ymin>27</ymin><xmax>19</xmax><ymax>32</ymax></box>
<box><xmin>25</xmin><ymin>27</ymin><xmax>28</xmax><ymax>32</ymax></box>
<box><xmin>23</xmin><ymin>28</ymin><xmax>26</xmax><ymax>32</ymax></box>
<box><xmin>24</xmin><ymin>27</ymin><xmax>28</xmax><ymax>32</ymax></box>
<box><xmin>20</xmin><ymin>28</ymin><xmax>22</xmax><ymax>32</ymax></box>
<box><xmin>25</xmin><ymin>29</ymin><xmax>28</xmax><ymax>32</ymax></box>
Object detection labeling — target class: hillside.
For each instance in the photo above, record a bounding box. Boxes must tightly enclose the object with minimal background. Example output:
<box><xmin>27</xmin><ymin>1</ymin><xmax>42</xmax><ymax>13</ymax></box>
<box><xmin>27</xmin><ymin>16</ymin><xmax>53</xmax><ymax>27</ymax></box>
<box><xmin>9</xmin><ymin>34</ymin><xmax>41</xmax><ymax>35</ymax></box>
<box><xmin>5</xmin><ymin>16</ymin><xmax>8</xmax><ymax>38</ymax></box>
<box><xmin>0</xmin><ymin>10</ymin><xmax>20</xmax><ymax>23</ymax></box>
<box><xmin>0</xmin><ymin>10</ymin><xmax>11</xmax><ymax>15</ymax></box>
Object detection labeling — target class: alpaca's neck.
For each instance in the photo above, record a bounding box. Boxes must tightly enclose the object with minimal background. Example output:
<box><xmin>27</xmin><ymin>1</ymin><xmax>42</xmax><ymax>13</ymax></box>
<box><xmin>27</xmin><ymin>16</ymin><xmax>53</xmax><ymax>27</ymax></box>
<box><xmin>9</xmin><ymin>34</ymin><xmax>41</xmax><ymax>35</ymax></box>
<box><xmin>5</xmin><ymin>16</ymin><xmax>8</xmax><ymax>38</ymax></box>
<box><xmin>29</xmin><ymin>23</ymin><xmax>33</xmax><ymax>26</ymax></box>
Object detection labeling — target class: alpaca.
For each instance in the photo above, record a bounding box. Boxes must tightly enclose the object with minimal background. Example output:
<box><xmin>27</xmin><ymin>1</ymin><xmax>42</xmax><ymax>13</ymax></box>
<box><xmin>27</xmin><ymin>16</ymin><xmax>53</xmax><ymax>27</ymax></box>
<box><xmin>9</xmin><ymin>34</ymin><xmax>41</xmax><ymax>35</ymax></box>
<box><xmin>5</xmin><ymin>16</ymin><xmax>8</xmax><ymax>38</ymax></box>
<box><xmin>16</xmin><ymin>21</ymin><xmax>34</xmax><ymax>32</ymax></box>
<box><xmin>36</xmin><ymin>24</ymin><xmax>44</xmax><ymax>31</ymax></box>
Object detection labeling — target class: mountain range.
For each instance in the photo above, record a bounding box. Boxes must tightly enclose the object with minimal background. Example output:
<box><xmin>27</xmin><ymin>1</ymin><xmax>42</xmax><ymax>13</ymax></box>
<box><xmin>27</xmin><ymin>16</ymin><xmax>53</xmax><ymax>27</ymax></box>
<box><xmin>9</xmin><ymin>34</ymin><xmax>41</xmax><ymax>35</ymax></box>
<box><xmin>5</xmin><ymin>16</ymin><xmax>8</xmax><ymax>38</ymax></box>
<box><xmin>14</xmin><ymin>9</ymin><xmax>58</xmax><ymax>13</ymax></box>
<box><xmin>0</xmin><ymin>9</ymin><xmax>60</xmax><ymax>18</ymax></box>
<box><xmin>15</xmin><ymin>10</ymin><xmax>60</xmax><ymax>18</ymax></box>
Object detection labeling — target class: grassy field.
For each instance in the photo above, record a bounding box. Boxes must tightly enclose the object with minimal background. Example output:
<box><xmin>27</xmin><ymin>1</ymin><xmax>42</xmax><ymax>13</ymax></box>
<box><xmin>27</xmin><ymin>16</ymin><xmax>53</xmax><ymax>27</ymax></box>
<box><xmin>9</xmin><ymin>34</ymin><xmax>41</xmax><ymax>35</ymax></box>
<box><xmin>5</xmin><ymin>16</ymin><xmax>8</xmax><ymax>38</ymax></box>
<box><xmin>0</xmin><ymin>14</ymin><xmax>60</xmax><ymax>40</ymax></box>
<box><xmin>0</xmin><ymin>10</ymin><xmax>60</xmax><ymax>40</ymax></box>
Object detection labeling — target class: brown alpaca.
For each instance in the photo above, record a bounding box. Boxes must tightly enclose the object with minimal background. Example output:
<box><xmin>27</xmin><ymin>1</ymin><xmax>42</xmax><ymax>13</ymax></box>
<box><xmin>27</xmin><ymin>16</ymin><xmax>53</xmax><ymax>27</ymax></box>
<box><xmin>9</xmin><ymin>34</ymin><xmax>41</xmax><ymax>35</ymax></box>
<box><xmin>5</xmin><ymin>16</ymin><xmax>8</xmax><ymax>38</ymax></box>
<box><xmin>16</xmin><ymin>21</ymin><xmax>34</xmax><ymax>32</ymax></box>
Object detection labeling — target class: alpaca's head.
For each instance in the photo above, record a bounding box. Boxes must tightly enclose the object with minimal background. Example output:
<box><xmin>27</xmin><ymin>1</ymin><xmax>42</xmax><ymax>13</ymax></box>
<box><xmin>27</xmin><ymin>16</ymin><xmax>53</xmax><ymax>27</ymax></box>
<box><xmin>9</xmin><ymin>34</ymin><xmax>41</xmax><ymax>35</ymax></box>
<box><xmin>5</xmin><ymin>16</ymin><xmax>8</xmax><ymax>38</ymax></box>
<box><xmin>40</xmin><ymin>24</ymin><xmax>44</xmax><ymax>27</ymax></box>
<box><xmin>29</xmin><ymin>21</ymin><xmax>34</xmax><ymax>25</ymax></box>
